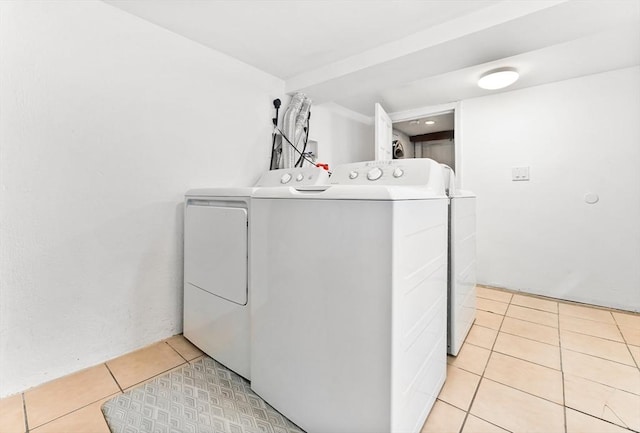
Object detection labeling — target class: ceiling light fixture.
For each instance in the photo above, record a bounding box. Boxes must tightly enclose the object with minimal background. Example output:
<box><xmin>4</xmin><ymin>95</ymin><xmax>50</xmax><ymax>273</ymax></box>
<box><xmin>478</xmin><ymin>67</ymin><xmax>519</xmax><ymax>90</ymax></box>
<box><xmin>424</xmin><ymin>120</ymin><xmax>436</xmax><ymax>125</ymax></box>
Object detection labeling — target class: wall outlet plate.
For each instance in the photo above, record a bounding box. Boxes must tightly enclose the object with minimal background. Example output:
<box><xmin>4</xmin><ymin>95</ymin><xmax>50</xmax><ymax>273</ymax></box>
<box><xmin>512</xmin><ymin>166</ymin><xmax>530</xmax><ymax>181</ymax></box>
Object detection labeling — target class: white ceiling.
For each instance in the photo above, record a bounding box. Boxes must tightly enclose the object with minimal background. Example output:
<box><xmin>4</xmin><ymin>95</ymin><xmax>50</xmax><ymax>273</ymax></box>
<box><xmin>104</xmin><ymin>0</ymin><xmax>640</xmax><ymax>117</ymax></box>
<box><xmin>394</xmin><ymin>113</ymin><xmax>454</xmax><ymax>137</ymax></box>
<box><xmin>103</xmin><ymin>0</ymin><xmax>499</xmax><ymax>78</ymax></box>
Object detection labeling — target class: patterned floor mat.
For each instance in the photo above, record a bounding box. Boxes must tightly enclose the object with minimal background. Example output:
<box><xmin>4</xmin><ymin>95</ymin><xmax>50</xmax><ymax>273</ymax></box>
<box><xmin>102</xmin><ymin>357</ymin><xmax>304</xmax><ymax>433</ymax></box>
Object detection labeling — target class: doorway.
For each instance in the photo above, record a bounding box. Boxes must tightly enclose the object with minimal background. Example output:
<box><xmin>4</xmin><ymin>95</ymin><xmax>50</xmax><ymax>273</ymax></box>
<box><xmin>392</xmin><ymin>111</ymin><xmax>455</xmax><ymax>169</ymax></box>
<box><xmin>377</xmin><ymin>102</ymin><xmax>462</xmax><ymax>188</ymax></box>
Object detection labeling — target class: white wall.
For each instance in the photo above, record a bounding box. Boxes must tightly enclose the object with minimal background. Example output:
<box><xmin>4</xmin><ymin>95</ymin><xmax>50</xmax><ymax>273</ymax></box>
<box><xmin>461</xmin><ymin>67</ymin><xmax>640</xmax><ymax>312</ymax></box>
<box><xmin>0</xmin><ymin>1</ymin><xmax>283</xmax><ymax>397</ymax></box>
<box><xmin>312</xmin><ymin>103</ymin><xmax>374</xmax><ymax>169</ymax></box>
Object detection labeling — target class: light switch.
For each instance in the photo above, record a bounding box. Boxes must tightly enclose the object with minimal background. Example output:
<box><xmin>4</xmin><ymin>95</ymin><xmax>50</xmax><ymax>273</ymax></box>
<box><xmin>512</xmin><ymin>166</ymin><xmax>530</xmax><ymax>181</ymax></box>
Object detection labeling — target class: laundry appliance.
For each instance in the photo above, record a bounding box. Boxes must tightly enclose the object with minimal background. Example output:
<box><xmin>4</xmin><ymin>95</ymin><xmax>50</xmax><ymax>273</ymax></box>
<box><xmin>183</xmin><ymin>166</ymin><xmax>329</xmax><ymax>380</ymax></box>
<box><xmin>441</xmin><ymin>165</ymin><xmax>477</xmax><ymax>356</ymax></box>
<box><xmin>250</xmin><ymin>159</ymin><xmax>449</xmax><ymax>433</ymax></box>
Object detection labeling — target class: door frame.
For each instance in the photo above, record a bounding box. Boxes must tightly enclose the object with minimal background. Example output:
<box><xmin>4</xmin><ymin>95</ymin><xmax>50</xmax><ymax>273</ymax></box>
<box><xmin>388</xmin><ymin>101</ymin><xmax>463</xmax><ymax>189</ymax></box>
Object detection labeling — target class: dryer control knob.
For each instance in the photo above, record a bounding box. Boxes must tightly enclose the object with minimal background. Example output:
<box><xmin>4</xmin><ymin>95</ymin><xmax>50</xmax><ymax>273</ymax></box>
<box><xmin>280</xmin><ymin>173</ymin><xmax>292</xmax><ymax>184</ymax></box>
<box><xmin>393</xmin><ymin>168</ymin><xmax>404</xmax><ymax>178</ymax></box>
<box><xmin>349</xmin><ymin>171</ymin><xmax>359</xmax><ymax>179</ymax></box>
<box><xmin>367</xmin><ymin>167</ymin><xmax>383</xmax><ymax>181</ymax></box>
<box><xmin>295</xmin><ymin>173</ymin><xmax>304</xmax><ymax>182</ymax></box>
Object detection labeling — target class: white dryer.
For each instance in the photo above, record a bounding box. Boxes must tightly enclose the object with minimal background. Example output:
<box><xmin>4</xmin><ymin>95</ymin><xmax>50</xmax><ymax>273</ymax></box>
<box><xmin>250</xmin><ymin>159</ymin><xmax>449</xmax><ymax>433</ymax></box>
<box><xmin>183</xmin><ymin>167</ymin><xmax>328</xmax><ymax>380</ymax></box>
<box><xmin>441</xmin><ymin>165</ymin><xmax>477</xmax><ymax>356</ymax></box>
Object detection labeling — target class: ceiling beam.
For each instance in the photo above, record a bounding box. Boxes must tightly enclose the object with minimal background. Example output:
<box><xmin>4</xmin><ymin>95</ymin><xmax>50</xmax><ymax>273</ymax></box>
<box><xmin>286</xmin><ymin>1</ymin><xmax>638</xmax><ymax>106</ymax></box>
<box><xmin>410</xmin><ymin>130</ymin><xmax>454</xmax><ymax>143</ymax></box>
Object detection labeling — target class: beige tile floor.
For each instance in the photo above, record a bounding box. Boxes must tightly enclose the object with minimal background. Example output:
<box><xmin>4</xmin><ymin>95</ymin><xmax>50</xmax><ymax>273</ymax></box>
<box><xmin>0</xmin><ymin>335</ymin><xmax>204</xmax><ymax>433</ymax></box>
<box><xmin>0</xmin><ymin>287</ymin><xmax>638</xmax><ymax>433</ymax></box>
<box><xmin>422</xmin><ymin>287</ymin><xmax>640</xmax><ymax>433</ymax></box>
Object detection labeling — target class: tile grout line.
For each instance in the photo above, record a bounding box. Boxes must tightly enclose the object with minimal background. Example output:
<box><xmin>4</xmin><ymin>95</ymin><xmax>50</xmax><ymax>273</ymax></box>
<box><xmin>478</xmin><ymin>307</ymin><xmax>557</xmax><ymax>329</ymax></box>
<box><xmin>561</xmin><ymin>345</ymin><xmax>639</xmax><ymax>369</ymax></box>
<box><xmin>449</xmin><ymin>353</ymin><xmax>565</xmax><ymax>407</ymax></box>
<box><xmin>164</xmin><ymin>340</ymin><xmax>190</xmax><ymax>363</ymax></box>
<box><xmin>481</xmin><ymin>288</ymin><xmax>639</xmax><ymax>327</ymax></box>
<box><xmin>569</xmin><ymin>407</ymin><xmax>637</xmax><ymax>431</ymax></box>
<box><xmin>23</xmin><ymin>392</ymin><xmax>120</xmax><ymax>431</ymax></box>
<box><xmin>21</xmin><ymin>392</ymin><xmax>29</xmax><ymax>433</ymax></box>
<box><xmin>459</xmin><ymin>292</ymin><xmax>610</xmax><ymax>431</ymax></box>
<box><xmin>558</xmin><ymin>311</ymin><xmax>635</xmax><ymax>433</ymax></box>
<box><xmin>560</xmin><ymin>326</ymin><xmax>628</xmax><ymax>343</ymax></box>
<box><xmin>482</xmin><ymin>305</ymin><xmax>633</xmax><ymax>345</ymax></box>
<box><xmin>443</xmin><ymin>288</ymin><xmax>640</xmax><ymax>432</ymax></box>
<box><xmin>120</xmin><ymin>361</ymin><xmax>188</xmax><ymax>393</ymax></box>
<box><xmin>465</xmin><ymin>342</ymin><xmax>561</xmax><ymax>371</ymax></box>
<box><xmin>471</xmin><ymin>322</ymin><xmax>503</xmax><ymax>332</ymax></box>
<box><xmin>478</xmin><ymin>285</ymin><xmax>637</xmax><ymax>316</ymax></box>
<box><xmin>558</xmin><ymin>303</ymin><xmax>567</xmax><ymax>433</ymax></box>
<box><xmin>506</xmin><ymin>303</ymin><xmax>558</xmax><ymax>316</ymax></box>
<box><xmin>557</xmin><ymin>327</ymin><xmax>627</xmax><ymax>345</ymax></box>
<box><xmin>104</xmin><ymin>362</ymin><xmax>124</xmax><ymax>393</ymax></box>
<box><xmin>496</xmin><ymin>329</ymin><xmax>557</xmax><ymax>346</ymax></box>
<box><xmin>188</xmin><ymin>354</ymin><xmax>206</xmax><ymax>366</ymax></box>
<box><xmin>477</xmin><ymin>320</ymin><xmax>636</xmax><ymax>368</ymax></box>
<box><xmin>557</xmin><ymin>306</ymin><xmax>639</xmax><ymax>430</ymax></box>
<box><xmin>611</xmin><ymin>316</ymin><xmax>640</xmax><ymax>371</ymax></box>
<box><xmin>467</xmin><ymin>328</ymin><xmax>558</xmax><ymax>349</ymax></box>
<box><xmin>456</xmin><ymin>292</ymin><xmax>513</xmax><ymax>433</ymax></box>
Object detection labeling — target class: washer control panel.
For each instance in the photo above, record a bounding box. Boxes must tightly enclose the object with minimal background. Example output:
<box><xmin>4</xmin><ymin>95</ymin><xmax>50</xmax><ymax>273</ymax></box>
<box><xmin>330</xmin><ymin>159</ymin><xmax>443</xmax><ymax>187</ymax></box>
<box><xmin>280</xmin><ymin>173</ymin><xmax>292</xmax><ymax>184</ymax></box>
<box><xmin>256</xmin><ymin>166</ymin><xmax>330</xmax><ymax>187</ymax></box>
<box><xmin>366</xmin><ymin>167</ymin><xmax>383</xmax><ymax>181</ymax></box>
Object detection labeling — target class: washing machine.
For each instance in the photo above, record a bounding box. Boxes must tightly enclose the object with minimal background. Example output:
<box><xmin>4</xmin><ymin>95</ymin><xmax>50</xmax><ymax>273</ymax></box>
<box><xmin>250</xmin><ymin>159</ymin><xmax>449</xmax><ymax>433</ymax></box>
<box><xmin>183</xmin><ymin>166</ymin><xmax>328</xmax><ymax>380</ymax></box>
<box><xmin>441</xmin><ymin>165</ymin><xmax>477</xmax><ymax>356</ymax></box>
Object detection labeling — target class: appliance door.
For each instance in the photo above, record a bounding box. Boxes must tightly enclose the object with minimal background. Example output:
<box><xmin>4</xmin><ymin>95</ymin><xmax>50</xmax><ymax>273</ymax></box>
<box><xmin>185</xmin><ymin>204</ymin><xmax>248</xmax><ymax>305</ymax></box>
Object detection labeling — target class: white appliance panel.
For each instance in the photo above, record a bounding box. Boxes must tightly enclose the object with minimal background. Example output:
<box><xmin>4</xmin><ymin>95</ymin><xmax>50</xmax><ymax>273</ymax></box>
<box><xmin>185</xmin><ymin>205</ymin><xmax>248</xmax><ymax>305</ymax></box>
<box><xmin>448</xmin><ymin>195</ymin><xmax>477</xmax><ymax>356</ymax></box>
<box><xmin>251</xmin><ymin>194</ymin><xmax>448</xmax><ymax>433</ymax></box>
<box><xmin>391</xmin><ymin>200</ymin><xmax>448</xmax><ymax>433</ymax></box>
<box><xmin>183</xmin><ymin>283</ymin><xmax>250</xmax><ymax>378</ymax></box>
<box><xmin>329</xmin><ymin>159</ymin><xmax>445</xmax><ymax>193</ymax></box>
<box><xmin>182</xmin><ymin>166</ymin><xmax>330</xmax><ymax>382</ymax></box>
<box><xmin>251</xmin><ymin>198</ymin><xmax>394</xmax><ymax>432</ymax></box>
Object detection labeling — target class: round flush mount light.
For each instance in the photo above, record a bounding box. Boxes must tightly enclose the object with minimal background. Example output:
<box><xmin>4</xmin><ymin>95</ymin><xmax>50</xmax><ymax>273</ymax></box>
<box><xmin>424</xmin><ymin>120</ymin><xmax>436</xmax><ymax>125</ymax></box>
<box><xmin>478</xmin><ymin>67</ymin><xmax>519</xmax><ymax>90</ymax></box>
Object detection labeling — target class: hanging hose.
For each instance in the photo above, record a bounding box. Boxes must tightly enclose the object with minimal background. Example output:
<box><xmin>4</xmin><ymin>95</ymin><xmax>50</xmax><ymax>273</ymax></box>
<box><xmin>269</xmin><ymin>99</ymin><xmax>282</xmax><ymax>170</ymax></box>
<box><xmin>294</xmin><ymin>96</ymin><xmax>312</xmax><ymax>146</ymax></box>
<box><xmin>277</xmin><ymin>126</ymin><xmax>320</xmax><ymax>171</ymax></box>
<box><xmin>295</xmin><ymin>113</ymin><xmax>310</xmax><ymax>167</ymax></box>
<box><xmin>281</xmin><ymin>93</ymin><xmax>305</xmax><ymax>168</ymax></box>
